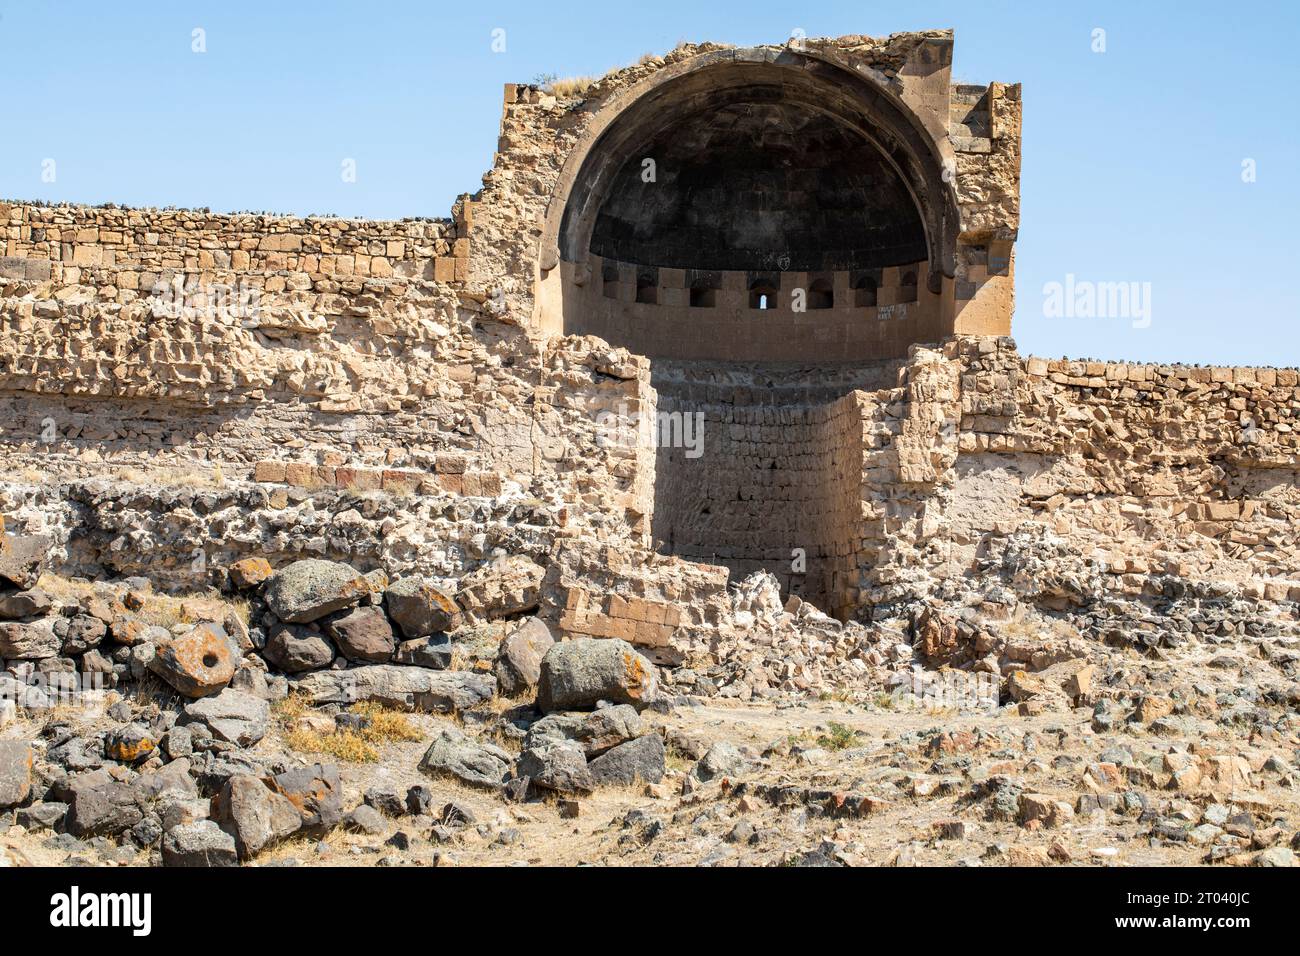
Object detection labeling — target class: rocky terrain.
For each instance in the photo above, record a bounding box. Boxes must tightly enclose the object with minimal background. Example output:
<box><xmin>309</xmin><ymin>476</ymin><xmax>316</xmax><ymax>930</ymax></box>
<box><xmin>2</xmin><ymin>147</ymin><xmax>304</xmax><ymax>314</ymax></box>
<box><xmin>3</xmin><ymin>535</ymin><xmax>1298</xmax><ymax>868</ymax></box>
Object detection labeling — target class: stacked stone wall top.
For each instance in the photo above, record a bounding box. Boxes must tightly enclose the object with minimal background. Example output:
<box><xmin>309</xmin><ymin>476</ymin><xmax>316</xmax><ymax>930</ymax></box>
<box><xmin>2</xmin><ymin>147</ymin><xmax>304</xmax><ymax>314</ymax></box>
<box><xmin>0</xmin><ymin>201</ymin><xmax>459</xmax><ymax>286</ymax></box>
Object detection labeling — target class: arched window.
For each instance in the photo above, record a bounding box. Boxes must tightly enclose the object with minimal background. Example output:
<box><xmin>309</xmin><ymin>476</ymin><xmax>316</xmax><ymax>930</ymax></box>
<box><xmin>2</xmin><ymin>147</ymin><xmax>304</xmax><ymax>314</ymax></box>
<box><xmin>899</xmin><ymin>270</ymin><xmax>918</xmax><ymax>304</ymax></box>
<box><xmin>601</xmin><ymin>265</ymin><xmax>620</xmax><ymax>300</ymax></box>
<box><xmin>808</xmin><ymin>278</ymin><xmax>834</xmax><ymax>309</ymax></box>
<box><xmin>853</xmin><ymin>275</ymin><xmax>878</xmax><ymax>308</ymax></box>
<box><xmin>635</xmin><ymin>274</ymin><xmax>658</xmax><ymax>304</ymax></box>
<box><xmin>748</xmin><ymin>277</ymin><xmax>779</xmax><ymax>310</ymax></box>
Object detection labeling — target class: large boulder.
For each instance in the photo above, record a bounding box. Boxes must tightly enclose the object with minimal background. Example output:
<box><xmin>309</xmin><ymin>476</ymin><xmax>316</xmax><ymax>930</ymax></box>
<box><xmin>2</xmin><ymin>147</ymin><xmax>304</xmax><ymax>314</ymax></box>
<box><xmin>0</xmin><ymin>618</ymin><xmax>60</xmax><ymax>660</ymax></box>
<box><xmin>263</xmin><ymin>623</ymin><xmax>335</xmax><ymax>674</ymax></box>
<box><xmin>268</xmin><ymin>763</ymin><xmax>344</xmax><ymax>835</ymax></box>
<box><xmin>0</xmin><ymin>533</ymin><xmax>51</xmax><ymax>590</ymax></box>
<box><xmin>131</xmin><ymin>759</ymin><xmax>199</xmax><ymax>807</ymax></box>
<box><xmin>324</xmin><ymin>605</ymin><xmax>395</xmax><ymax>663</ymax></box>
<box><xmin>264</xmin><ymin>559</ymin><xmax>369</xmax><ymax>624</ymax></box>
<box><xmin>149</xmin><ymin>622</ymin><xmax>236</xmax><ymax>698</ymax></box>
<box><xmin>59</xmin><ymin>614</ymin><xmax>107</xmax><ymax>655</ymax></box>
<box><xmin>385</xmin><ymin>578</ymin><xmax>461</xmax><ymax>637</ymax></box>
<box><xmin>211</xmin><ymin>774</ymin><xmax>302</xmax><ymax>860</ymax></box>
<box><xmin>418</xmin><ymin>724</ymin><xmax>512</xmax><ymax>789</ymax></box>
<box><xmin>536</xmin><ymin>638</ymin><xmax>659</xmax><ymax>713</ymax></box>
<box><xmin>516</xmin><ymin>743</ymin><xmax>593</xmax><ymax>795</ymax></box>
<box><xmin>394</xmin><ymin>635</ymin><xmax>453</xmax><ymax>669</ymax></box>
<box><xmin>65</xmin><ymin>780</ymin><xmax>144</xmax><ymax>837</ymax></box>
<box><xmin>162</xmin><ymin>820</ymin><xmax>238</xmax><ymax>867</ymax></box>
<box><xmin>184</xmin><ymin>689</ymin><xmax>271</xmax><ymax>746</ymax></box>
<box><xmin>0</xmin><ymin>741</ymin><xmax>33</xmax><ymax>808</ymax></box>
<box><xmin>588</xmin><ymin>733</ymin><xmax>666</xmax><ymax>786</ymax></box>
<box><xmin>524</xmin><ymin>705</ymin><xmax>642</xmax><ymax>759</ymax></box>
<box><xmin>0</xmin><ymin>587</ymin><xmax>52</xmax><ymax>620</ymax></box>
<box><xmin>692</xmin><ymin>741</ymin><xmax>753</xmax><ymax>782</ymax></box>
<box><xmin>292</xmin><ymin>665</ymin><xmax>495</xmax><ymax>713</ymax></box>
<box><xmin>494</xmin><ymin>617</ymin><xmax>554</xmax><ymax>696</ymax></box>
<box><xmin>457</xmin><ymin>555</ymin><xmax>546</xmax><ymax>622</ymax></box>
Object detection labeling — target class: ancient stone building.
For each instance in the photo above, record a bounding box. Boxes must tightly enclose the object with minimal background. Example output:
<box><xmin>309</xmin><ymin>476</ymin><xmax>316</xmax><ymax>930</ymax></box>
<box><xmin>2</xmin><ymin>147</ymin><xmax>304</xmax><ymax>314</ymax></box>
<box><xmin>1</xmin><ymin>30</ymin><xmax>1297</xmax><ymax>667</ymax></box>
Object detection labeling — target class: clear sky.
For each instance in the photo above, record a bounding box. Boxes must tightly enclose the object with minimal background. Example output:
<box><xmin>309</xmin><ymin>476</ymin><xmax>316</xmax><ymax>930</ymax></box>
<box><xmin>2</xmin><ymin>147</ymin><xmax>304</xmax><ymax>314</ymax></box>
<box><xmin>1</xmin><ymin>1</ymin><xmax>1296</xmax><ymax>366</ymax></box>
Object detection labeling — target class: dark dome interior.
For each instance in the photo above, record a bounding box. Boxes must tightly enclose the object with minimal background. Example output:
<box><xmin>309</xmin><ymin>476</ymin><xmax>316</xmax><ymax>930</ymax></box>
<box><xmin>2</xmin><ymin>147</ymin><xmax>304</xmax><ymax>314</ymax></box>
<box><xmin>589</xmin><ymin>101</ymin><xmax>928</xmax><ymax>273</ymax></box>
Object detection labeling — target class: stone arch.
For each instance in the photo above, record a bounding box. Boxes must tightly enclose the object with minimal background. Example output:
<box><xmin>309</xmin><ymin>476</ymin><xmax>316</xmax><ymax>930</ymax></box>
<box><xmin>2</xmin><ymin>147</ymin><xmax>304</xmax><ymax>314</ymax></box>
<box><xmin>534</xmin><ymin>46</ymin><xmax>960</xmax><ymax>361</ymax></box>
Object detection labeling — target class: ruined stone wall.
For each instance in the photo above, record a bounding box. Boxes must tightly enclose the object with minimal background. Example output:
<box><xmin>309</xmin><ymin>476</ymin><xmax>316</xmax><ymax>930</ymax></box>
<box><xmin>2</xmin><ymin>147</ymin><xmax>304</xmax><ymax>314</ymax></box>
<box><xmin>846</xmin><ymin>339</ymin><xmax>1300</xmax><ymax>639</ymax></box>
<box><xmin>0</xmin><ymin>200</ymin><xmax>659</xmax><ymax>595</ymax></box>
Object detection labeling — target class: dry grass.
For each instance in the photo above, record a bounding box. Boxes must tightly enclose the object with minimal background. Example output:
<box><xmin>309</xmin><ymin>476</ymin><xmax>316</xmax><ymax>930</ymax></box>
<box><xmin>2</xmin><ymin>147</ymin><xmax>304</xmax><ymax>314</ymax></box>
<box><xmin>547</xmin><ymin>75</ymin><xmax>594</xmax><ymax>98</ymax></box>
<box><xmin>276</xmin><ymin>693</ymin><xmax>423</xmax><ymax>764</ymax></box>
<box><xmin>35</xmin><ymin>572</ymin><xmax>248</xmax><ymax>630</ymax></box>
<box><xmin>108</xmin><ymin>462</ymin><xmax>228</xmax><ymax>488</ymax></box>
<box><xmin>254</xmin><ymin>826</ymin><xmax>349</xmax><ymax>865</ymax></box>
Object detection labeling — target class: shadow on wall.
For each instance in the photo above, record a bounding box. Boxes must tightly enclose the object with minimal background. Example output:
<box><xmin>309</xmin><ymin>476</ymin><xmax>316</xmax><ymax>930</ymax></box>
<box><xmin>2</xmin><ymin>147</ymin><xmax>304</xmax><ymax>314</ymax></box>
<box><xmin>647</xmin><ymin>360</ymin><xmax>899</xmax><ymax>616</ymax></box>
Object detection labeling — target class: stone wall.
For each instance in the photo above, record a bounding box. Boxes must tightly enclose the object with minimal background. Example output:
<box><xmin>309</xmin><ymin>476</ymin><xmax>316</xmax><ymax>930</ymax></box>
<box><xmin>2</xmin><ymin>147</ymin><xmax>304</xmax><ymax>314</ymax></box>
<box><xmin>0</xmin><ymin>31</ymin><xmax>1295</xmax><ymax>669</ymax></box>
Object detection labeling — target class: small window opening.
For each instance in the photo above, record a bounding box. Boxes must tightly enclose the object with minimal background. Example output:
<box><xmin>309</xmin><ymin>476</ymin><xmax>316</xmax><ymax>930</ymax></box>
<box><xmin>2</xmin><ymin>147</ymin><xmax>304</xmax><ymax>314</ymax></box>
<box><xmin>808</xmin><ymin>278</ymin><xmax>834</xmax><ymax>309</ymax></box>
<box><xmin>602</xmin><ymin>266</ymin><xmax>620</xmax><ymax>300</ymax></box>
<box><xmin>899</xmin><ymin>271</ymin><xmax>918</xmax><ymax>304</ymax></box>
<box><xmin>854</xmin><ymin>276</ymin><xmax>878</xmax><ymax>308</ymax></box>
<box><xmin>635</xmin><ymin>275</ymin><xmax>657</xmax><ymax>304</ymax></box>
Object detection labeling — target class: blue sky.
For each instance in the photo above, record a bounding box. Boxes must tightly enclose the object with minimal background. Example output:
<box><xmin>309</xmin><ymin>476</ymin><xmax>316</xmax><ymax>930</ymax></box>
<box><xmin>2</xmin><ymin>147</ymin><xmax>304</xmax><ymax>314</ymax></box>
<box><xmin>1</xmin><ymin>1</ymin><xmax>1296</xmax><ymax>365</ymax></box>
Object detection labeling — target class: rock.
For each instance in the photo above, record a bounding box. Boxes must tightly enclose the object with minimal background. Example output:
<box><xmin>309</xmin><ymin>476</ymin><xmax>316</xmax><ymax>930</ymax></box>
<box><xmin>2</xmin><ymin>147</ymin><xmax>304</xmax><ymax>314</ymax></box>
<box><xmin>183</xmin><ymin>689</ymin><xmax>271</xmax><ymax>746</ymax></box>
<box><xmin>456</xmin><ymin>555</ymin><xmax>546</xmax><ymax>621</ymax></box>
<box><xmin>292</xmin><ymin>665</ymin><xmax>495</xmax><ymax>713</ymax></box>
<box><xmin>268</xmin><ymin>763</ymin><xmax>344</xmax><ymax>835</ymax></box>
<box><xmin>0</xmin><ymin>533</ymin><xmax>50</xmax><ymax>589</ymax></box>
<box><xmin>46</xmin><ymin>736</ymin><xmax>105</xmax><ymax>772</ymax></box>
<box><xmin>15</xmin><ymin>802</ymin><xmax>67</xmax><ymax>831</ymax></box>
<box><xmin>60</xmin><ymin>615</ymin><xmax>107</xmax><ymax>655</ymax></box>
<box><xmin>363</xmin><ymin>786</ymin><xmax>406</xmax><ymax>816</ymax></box>
<box><xmin>405</xmin><ymin>785</ymin><xmax>434</xmax><ymax>816</ymax></box>
<box><xmin>0</xmin><ymin>618</ymin><xmax>60</xmax><ymax>660</ymax></box>
<box><xmin>693</xmin><ymin>742</ymin><xmax>752</xmax><ymax>782</ymax></box>
<box><xmin>344</xmin><ymin>804</ymin><xmax>385</xmax><ymax>835</ymax></box>
<box><xmin>229</xmin><ymin>557</ymin><xmax>274</xmax><ymax>590</ymax></box>
<box><xmin>1132</xmin><ymin>695</ymin><xmax>1175</xmax><ymax>724</ymax></box>
<box><xmin>1019</xmin><ymin>793</ymin><xmax>1074</xmax><ymax>828</ymax></box>
<box><xmin>1006</xmin><ymin>670</ymin><xmax>1045</xmax><ymax>702</ymax></box>
<box><xmin>325</xmin><ymin>605</ymin><xmax>395</xmax><ymax>663</ymax></box>
<box><xmin>588</xmin><ymin>733</ymin><xmax>666</xmax><ymax>786</ymax></box>
<box><xmin>536</xmin><ymin>638</ymin><xmax>659</xmax><ymax>713</ymax></box>
<box><xmin>264</xmin><ymin>559</ymin><xmax>369</xmax><ymax>624</ymax></box>
<box><xmin>132</xmin><ymin>759</ymin><xmax>199</xmax><ymax>806</ymax></box>
<box><xmin>524</xmin><ymin>705</ymin><xmax>642</xmax><ymax>758</ymax></box>
<box><xmin>0</xmin><ymin>741</ymin><xmax>33</xmax><ymax>808</ymax></box>
<box><xmin>494</xmin><ymin>616</ymin><xmax>554</xmax><ymax>696</ymax></box>
<box><xmin>516</xmin><ymin>743</ymin><xmax>594</xmax><ymax>795</ymax></box>
<box><xmin>105</xmin><ymin>724</ymin><xmax>157</xmax><ymax>763</ymax></box>
<box><xmin>418</xmin><ymin>724</ymin><xmax>512</xmax><ymax>789</ymax></box>
<box><xmin>66</xmin><ymin>781</ymin><xmax>143</xmax><ymax>837</ymax></box>
<box><xmin>394</xmin><ymin>635</ymin><xmax>453</xmax><ymax>669</ymax></box>
<box><xmin>148</xmin><ymin>621</ymin><xmax>236</xmax><ymax>698</ymax></box>
<box><xmin>1063</xmin><ymin>664</ymin><xmax>1095</xmax><ymax>698</ymax></box>
<box><xmin>385</xmin><ymin>577</ymin><xmax>462</xmax><ymax>637</ymax></box>
<box><xmin>0</xmin><ymin>587</ymin><xmax>52</xmax><ymax>619</ymax></box>
<box><xmin>1254</xmin><ymin>847</ymin><xmax>1296</xmax><ymax>867</ymax></box>
<box><xmin>263</xmin><ymin>623</ymin><xmax>335</xmax><ymax>673</ymax></box>
<box><xmin>110</xmin><ymin>615</ymin><xmax>152</xmax><ymax>646</ymax></box>
<box><xmin>0</xmin><ymin>699</ymin><xmax>15</xmax><ymax>729</ymax></box>
<box><xmin>211</xmin><ymin>774</ymin><xmax>302</xmax><ymax>860</ymax></box>
<box><xmin>162</xmin><ymin>820</ymin><xmax>238</xmax><ymax>867</ymax></box>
